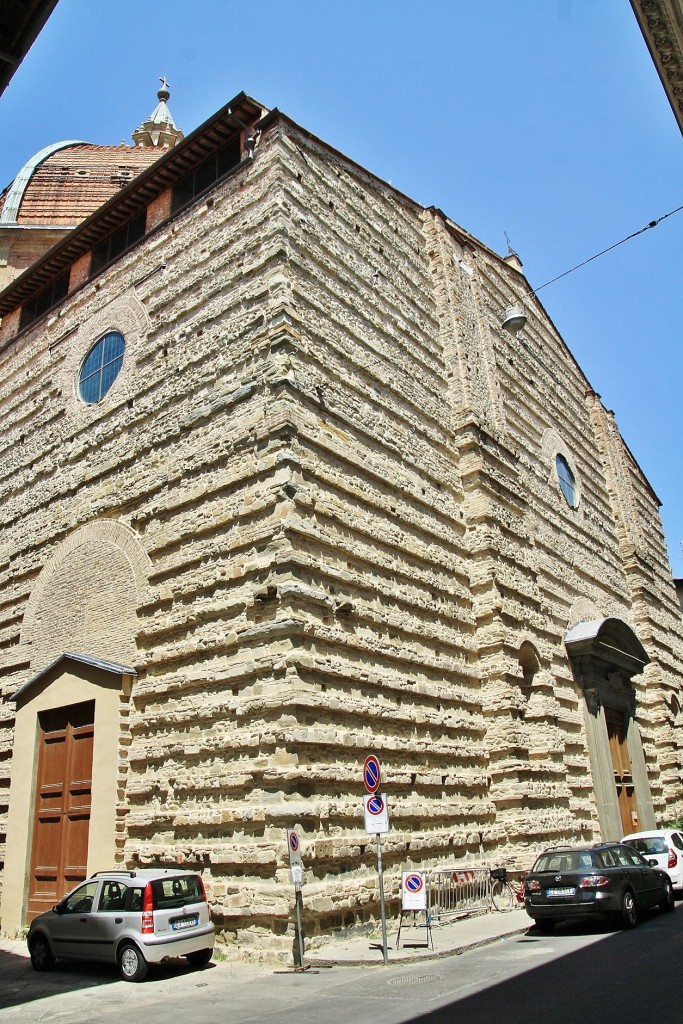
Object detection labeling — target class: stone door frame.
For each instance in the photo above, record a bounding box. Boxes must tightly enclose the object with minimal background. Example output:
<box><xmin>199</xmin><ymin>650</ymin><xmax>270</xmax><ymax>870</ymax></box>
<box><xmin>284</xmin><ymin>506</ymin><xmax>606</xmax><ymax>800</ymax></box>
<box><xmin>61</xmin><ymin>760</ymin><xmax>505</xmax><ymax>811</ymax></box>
<box><xmin>1</xmin><ymin>652</ymin><xmax>136</xmax><ymax>932</ymax></box>
<box><xmin>564</xmin><ymin>617</ymin><xmax>655</xmax><ymax>841</ymax></box>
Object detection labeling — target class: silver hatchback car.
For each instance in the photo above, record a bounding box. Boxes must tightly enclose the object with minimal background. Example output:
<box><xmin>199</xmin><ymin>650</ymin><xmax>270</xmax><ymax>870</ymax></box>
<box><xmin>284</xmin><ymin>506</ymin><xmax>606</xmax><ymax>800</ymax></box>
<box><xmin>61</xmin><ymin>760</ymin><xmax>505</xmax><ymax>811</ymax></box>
<box><xmin>27</xmin><ymin>869</ymin><xmax>215</xmax><ymax>981</ymax></box>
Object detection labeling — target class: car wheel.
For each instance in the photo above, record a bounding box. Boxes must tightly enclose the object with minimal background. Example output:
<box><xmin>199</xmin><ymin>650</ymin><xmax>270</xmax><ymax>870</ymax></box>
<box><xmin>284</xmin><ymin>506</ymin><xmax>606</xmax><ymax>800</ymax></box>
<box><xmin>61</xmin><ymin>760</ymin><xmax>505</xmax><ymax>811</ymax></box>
<box><xmin>29</xmin><ymin>934</ymin><xmax>55</xmax><ymax>972</ymax></box>
<box><xmin>535</xmin><ymin>919</ymin><xmax>556</xmax><ymax>933</ymax></box>
<box><xmin>660</xmin><ymin>880</ymin><xmax>675</xmax><ymax>913</ymax></box>
<box><xmin>118</xmin><ymin>943</ymin><xmax>149</xmax><ymax>982</ymax></box>
<box><xmin>185</xmin><ymin>948</ymin><xmax>212</xmax><ymax>968</ymax></box>
<box><xmin>621</xmin><ymin>890</ymin><xmax>637</xmax><ymax>929</ymax></box>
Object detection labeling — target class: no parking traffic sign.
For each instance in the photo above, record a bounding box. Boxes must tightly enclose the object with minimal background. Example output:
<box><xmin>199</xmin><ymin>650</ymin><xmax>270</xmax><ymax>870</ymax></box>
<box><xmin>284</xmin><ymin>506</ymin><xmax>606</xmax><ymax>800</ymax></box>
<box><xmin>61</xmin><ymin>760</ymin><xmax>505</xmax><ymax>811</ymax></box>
<box><xmin>363</xmin><ymin>792</ymin><xmax>390</xmax><ymax>834</ymax></box>
<box><xmin>401</xmin><ymin>871</ymin><xmax>427</xmax><ymax>911</ymax></box>
<box><xmin>361</xmin><ymin>766</ymin><xmax>390</xmax><ymax>965</ymax></box>
<box><xmin>363</xmin><ymin>754</ymin><xmax>381</xmax><ymax>793</ymax></box>
<box><xmin>287</xmin><ymin>830</ymin><xmax>301</xmax><ymax>865</ymax></box>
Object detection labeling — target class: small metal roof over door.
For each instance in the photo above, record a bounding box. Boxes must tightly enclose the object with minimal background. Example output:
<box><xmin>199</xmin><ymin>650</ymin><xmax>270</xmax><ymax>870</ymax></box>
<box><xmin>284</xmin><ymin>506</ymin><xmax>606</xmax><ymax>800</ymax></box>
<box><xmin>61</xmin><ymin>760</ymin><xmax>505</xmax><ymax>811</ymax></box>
<box><xmin>564</xmin><ymin>617</ymin><xmax>649</xmax><ymax>675</ymax></box>
<box><xmin>13</xmin><ymin>651</ymin><xmax>137</xmax><ymax>704</ymax></box>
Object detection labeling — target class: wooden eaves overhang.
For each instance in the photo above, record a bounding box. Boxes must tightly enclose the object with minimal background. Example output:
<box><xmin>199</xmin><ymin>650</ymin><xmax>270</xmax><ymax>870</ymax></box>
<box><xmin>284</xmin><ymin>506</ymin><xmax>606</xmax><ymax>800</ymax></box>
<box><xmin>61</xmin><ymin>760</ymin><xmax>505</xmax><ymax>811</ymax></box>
<box><xmin>0</xmin><ymin>0</ymin><xmax>59</xmax><ymax>98</ymax></box>
<box><xmin>0</xmin><ymin>91</ymin><xmax>266</xmax><ymax>322</ymax></box>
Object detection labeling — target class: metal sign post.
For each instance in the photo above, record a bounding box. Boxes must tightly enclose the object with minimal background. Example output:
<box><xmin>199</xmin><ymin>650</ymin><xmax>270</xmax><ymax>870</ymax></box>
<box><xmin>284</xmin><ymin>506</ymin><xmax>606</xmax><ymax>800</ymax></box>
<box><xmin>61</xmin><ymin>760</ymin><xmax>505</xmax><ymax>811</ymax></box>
<box><xmin>274</xmin><ymin>832</ymin><xmax>319</xmax><ymax>975</ymax></box>
<box><xmin>363</xmin><ymin>784</ymin><xmax>390</xmax><ymax>967</ymax></box>
<box><xmin>292</xmin><ymin>865</ymin><xmax>305</xmax><ymax>969</ymax></box>
<box><xmin>375</xmin><ymin>833</ymin><xmax>389</xmax><ymax>966</ymax></box>
<box><xmin>287</xmin><ymin>830</ymin><xmax>308</xmax><ymax>971</ymax></box>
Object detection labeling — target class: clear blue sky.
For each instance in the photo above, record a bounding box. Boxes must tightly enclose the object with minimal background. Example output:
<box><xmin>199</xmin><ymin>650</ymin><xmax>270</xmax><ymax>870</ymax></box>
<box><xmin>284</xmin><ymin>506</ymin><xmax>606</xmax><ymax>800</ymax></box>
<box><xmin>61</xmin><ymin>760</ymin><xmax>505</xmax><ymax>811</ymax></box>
<box><xmin>2</xmin><ymin>1</ymin><xmax>682</xmax><ymax>576</ymax></box>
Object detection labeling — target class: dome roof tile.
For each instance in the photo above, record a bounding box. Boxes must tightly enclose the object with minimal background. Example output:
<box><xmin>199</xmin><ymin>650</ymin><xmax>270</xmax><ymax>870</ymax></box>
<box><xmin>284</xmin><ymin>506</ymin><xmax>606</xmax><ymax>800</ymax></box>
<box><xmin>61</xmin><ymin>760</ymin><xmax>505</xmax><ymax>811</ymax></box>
<box><xmin>0</xmin><ymin>143</ymin><xmax>162</xmax><ymax>226</ymax></box>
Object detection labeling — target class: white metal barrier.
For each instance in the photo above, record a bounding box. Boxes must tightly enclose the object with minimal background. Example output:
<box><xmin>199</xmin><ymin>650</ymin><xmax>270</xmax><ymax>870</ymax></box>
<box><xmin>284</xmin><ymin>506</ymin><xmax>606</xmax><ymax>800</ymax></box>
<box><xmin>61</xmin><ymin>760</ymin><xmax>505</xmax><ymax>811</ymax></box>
<box><xmin>425</xmin><ymin>863</ymin><xmax>490</xmax><ymax>921</ymax></box>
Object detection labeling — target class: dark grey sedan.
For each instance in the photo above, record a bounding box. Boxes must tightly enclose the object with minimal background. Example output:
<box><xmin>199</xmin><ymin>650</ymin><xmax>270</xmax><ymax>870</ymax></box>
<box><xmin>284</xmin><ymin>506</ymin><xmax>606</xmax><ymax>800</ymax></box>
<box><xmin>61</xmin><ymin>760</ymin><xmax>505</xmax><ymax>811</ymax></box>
<box><xmin>524</xmin><ymin>841</ymin><xmax>674</xmax><ymax>931</ymax></box>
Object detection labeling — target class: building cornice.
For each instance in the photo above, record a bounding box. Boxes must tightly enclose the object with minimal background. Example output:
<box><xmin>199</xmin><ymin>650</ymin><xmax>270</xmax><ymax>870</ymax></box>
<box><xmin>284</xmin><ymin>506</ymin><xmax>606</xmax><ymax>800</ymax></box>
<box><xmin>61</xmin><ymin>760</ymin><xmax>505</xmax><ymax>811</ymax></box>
<box><xmin>631</xmin><ymin>0</ymin><xmax>683</xmax><ymax>133</ymax></box>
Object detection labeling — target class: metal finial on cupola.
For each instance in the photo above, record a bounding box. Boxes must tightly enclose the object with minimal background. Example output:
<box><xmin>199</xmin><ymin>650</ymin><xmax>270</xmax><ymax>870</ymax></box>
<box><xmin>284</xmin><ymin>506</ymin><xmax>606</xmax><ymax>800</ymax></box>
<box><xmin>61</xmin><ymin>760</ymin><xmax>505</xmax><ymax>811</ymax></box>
<box><xmin>132</xmin><ymin>75</ymin><xmax>184</xmax><ymax>148</ymax></box>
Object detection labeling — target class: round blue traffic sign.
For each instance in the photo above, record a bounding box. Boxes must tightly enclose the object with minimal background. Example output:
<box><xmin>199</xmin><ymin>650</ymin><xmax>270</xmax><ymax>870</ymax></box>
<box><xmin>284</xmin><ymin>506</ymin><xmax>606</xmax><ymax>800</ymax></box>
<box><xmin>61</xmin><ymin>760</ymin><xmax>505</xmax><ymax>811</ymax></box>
<box><xmin>289</xmin><ymin>832</ymin><xmax>299</xmax><ymax>852</ymax></box>
<box><xmin>367</xmin><ymin>794</ymin><xmax>385</xmax><ymax>815</ymax></box>
<box><xmin>363</xmin><ymin>755</ymin><xmax>381</xmax><ymax>793</ymax></box>
<box><xmin>405</xmin><ymin>872</ymin><xmax>423</xmax><ymax>893</ymax></box>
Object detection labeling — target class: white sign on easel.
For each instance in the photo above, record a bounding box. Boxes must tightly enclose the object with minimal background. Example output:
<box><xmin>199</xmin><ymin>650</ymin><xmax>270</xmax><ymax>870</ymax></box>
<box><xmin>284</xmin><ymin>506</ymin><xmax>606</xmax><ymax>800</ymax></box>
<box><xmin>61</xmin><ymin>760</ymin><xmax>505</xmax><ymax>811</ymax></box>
<box><xmin>401</xmin><ymin>871</ymin><xmax>427</xmax><ymax>911</ymax></box>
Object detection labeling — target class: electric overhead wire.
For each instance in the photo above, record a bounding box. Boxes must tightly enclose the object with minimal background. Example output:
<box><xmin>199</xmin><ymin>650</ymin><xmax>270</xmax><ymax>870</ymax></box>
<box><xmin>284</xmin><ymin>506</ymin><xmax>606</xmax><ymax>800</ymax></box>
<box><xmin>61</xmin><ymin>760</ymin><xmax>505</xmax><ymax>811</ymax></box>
<box><xmin>529</xmin><ymin>202</ymin><xmax>683</xmax><ymax>297</ymax></box>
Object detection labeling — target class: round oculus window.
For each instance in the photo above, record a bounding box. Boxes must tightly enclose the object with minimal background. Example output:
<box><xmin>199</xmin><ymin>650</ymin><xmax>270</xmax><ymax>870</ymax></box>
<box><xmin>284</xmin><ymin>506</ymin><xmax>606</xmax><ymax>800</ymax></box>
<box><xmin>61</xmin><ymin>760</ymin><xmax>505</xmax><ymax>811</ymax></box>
<box><xmin>556</xmin><ymin>453</ymin><xmax>578</xmax><ymax>508</ymax></box>
<box><xmin>79</xmin><ymin>331</ymin><xmax>125</xmax><ymax>404</ymax></box>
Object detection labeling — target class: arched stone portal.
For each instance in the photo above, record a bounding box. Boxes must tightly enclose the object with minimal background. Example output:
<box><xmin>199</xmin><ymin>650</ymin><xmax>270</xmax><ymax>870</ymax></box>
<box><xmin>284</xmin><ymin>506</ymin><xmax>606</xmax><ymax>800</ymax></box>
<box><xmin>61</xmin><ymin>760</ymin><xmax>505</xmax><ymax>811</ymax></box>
<box><xmin>564</xmin><ymin>617</ymin><xmax>655</xmax><ymax>840</ymax></box>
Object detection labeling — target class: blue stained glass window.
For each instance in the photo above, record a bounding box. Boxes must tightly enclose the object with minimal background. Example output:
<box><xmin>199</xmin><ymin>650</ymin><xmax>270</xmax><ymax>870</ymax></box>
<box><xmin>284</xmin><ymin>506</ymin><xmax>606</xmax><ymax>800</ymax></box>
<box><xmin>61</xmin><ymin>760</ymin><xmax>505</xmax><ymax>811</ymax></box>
<box><xmin>556</xmin><ymin>454</ymin><xmax>577</xmax><ymax>508</ymax></box>
<box><xmin>79</xmin><ymin>331</ymin><xmax>125</xmax><ymax>404</ymax></box>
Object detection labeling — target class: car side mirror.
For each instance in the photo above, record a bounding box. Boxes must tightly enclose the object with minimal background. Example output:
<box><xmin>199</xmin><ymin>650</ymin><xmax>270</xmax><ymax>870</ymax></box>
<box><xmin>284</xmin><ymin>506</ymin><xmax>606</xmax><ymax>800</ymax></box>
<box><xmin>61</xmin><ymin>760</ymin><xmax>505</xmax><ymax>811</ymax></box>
<box><xmin>52</xmin><ymin>904</ymin><xmax>63</xmax><ymax>914</ymax></box>
<box><xmin>647</xmin><ymin>858</ymin><xmax>658</xmax><ymax>867</ymax></box>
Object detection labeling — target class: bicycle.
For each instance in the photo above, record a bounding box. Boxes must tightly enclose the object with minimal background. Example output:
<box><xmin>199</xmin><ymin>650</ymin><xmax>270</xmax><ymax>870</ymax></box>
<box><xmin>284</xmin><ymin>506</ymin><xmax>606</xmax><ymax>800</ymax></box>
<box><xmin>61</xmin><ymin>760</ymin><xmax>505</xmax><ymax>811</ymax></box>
<box><xmin>489</xmin><ymin>867</ymin><xmax>526</xmax><ymax>911</ymax></box>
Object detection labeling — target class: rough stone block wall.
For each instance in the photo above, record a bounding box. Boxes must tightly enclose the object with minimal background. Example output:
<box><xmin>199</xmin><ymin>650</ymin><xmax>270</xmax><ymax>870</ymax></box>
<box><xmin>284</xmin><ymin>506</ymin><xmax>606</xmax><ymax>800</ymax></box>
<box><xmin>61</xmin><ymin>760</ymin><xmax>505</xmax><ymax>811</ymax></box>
<box><xmin>0</xmin><ymin>129</ymin><xmax>297</xmax><ymax>943</ymax></box>
<box><xmin>271</xmin><ymin>126</ymin><xmax>587</xmax><ymax>877</ymax></box>
<box><xmin>234</xmin><ymin>129</ymin><xmax>493</xmax><ymax>948</ymax></box>
<box><xmin>0</xmin><ymin>112</ymin><xmax>681</xmax><ymax>955</ymax></box>
<box><xmin>268</xmin><ymin>119</ymin><xmax>683</xmax><ymax>868</ymax></box>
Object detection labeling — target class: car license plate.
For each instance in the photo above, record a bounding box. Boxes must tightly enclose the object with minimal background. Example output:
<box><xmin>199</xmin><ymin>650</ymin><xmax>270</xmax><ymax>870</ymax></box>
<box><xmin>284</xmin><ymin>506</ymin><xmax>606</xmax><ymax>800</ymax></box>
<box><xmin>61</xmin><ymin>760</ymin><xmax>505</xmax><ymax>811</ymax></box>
<box><xmin>171</xmin><ymin>915</ymin><xmax>199</xmax><ymax>931</ymax></box>
<box><xmin>546</xmin><ymin>887</ymin><xmax>576</xmax><ymax>897</ymax></box>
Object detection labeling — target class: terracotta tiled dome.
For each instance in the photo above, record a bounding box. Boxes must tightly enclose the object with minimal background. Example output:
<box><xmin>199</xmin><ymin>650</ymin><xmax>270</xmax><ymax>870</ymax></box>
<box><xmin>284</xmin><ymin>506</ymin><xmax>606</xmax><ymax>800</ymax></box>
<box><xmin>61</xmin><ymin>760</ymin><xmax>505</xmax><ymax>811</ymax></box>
<box><xmin>0</xmin><ymin>80</ymin><xmax>183</xmax><ymax>229</ymax></box>
<box><xmin>0</xmin><ymin>80</ymin><xmax>184</xmax><ymax>293</ymax></box>
<box><xmin>0</xmin><ymin>142</ymin><xmax>163</xmax><ymax>227</ymax></box>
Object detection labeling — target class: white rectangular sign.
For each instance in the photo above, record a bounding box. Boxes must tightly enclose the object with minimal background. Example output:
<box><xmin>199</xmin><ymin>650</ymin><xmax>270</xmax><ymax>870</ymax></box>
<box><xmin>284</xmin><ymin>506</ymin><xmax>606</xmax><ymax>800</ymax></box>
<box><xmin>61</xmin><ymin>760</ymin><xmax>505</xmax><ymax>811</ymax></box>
<box><xmin>363</xmin><ymin>793</ymin><xmax>390</xmax><ymax>834</ymax></box>
<box><xmin>401</xmin><ymin>871</ymin><xmax>427</xmax><ymax>911</ymax></box>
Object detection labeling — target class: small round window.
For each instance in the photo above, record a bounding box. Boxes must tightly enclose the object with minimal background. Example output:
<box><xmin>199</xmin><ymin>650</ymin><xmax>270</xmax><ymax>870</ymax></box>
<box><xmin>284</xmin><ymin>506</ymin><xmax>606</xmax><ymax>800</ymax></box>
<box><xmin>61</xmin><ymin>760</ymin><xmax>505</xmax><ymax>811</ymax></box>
<box><xmin>556</xmin><ymin>454</ymin><xmax>578</xmax><ymax>508</ymax></box>
<box><xmin>79</xmin><ymin>331</ymin><xmax>125</xmax><ymax>403</ymax></box>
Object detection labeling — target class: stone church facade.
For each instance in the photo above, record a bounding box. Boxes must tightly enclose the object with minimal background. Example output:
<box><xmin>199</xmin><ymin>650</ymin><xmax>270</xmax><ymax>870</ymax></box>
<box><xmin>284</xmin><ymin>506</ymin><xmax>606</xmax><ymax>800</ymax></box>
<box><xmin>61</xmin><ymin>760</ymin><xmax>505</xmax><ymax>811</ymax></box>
<box><xmin>0</xmin><ymin>90</ymin><xmax>681</xmax><ymax>958</ymax></box>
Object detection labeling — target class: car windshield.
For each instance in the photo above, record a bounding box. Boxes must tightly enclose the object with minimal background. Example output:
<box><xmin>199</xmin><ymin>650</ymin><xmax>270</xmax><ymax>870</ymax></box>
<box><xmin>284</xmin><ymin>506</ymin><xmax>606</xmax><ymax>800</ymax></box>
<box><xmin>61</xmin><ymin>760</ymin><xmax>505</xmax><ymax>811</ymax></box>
<box><xmin>151</xmin><ymin>875</ymin><xmax>204</xmax><ymax>909</ymax></box>
<box><xmin>624</xmin><ymin>837</ymin><xmax>668</xmax><ymax>855</ymax></box>
<box><xmin>533</xmin><ymin>851</ymin><xmax>595</xmax><ymax>872</ymax></box>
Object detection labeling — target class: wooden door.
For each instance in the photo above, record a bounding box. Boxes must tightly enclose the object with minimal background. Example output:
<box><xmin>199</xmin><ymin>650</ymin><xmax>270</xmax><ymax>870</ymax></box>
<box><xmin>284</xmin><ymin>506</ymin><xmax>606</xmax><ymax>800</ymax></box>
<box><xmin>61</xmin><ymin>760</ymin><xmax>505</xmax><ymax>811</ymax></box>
<box><xmin>604</xmin><ymin>705</ymin><xmax>639</xmax><ymax>836</ymax></box>
<box><xmin>27</xmin><ymin>701</ymin><xmax>95</xmax><ymax>922</ymax></box>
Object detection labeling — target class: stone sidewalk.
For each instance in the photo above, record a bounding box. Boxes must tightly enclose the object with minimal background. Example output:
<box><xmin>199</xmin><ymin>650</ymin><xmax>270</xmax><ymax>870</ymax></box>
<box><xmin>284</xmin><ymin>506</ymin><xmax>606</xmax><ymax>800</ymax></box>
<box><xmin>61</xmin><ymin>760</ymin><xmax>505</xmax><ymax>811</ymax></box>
<box><xmin>305</xmin><ymin>905</ymin><xmax>529</xmax><ymax>966</ymax></box>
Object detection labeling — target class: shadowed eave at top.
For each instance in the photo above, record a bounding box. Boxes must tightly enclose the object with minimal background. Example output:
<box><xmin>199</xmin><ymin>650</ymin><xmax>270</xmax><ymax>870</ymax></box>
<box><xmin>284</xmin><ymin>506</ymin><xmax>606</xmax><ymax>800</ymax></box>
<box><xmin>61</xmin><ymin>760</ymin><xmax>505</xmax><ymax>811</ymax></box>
<box><xmin>13</xmin><ymin>650</ymin><xmax>138</xmax><ymax>704</ymax></box>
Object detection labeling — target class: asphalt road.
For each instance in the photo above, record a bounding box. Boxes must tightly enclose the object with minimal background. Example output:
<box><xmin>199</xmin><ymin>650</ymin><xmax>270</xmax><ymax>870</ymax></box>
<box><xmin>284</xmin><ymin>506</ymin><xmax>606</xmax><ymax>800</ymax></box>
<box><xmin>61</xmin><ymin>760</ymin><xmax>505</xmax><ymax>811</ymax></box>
<box><xmin>1</xmin><ymin>904</ymin><xmax>681</xmax><ymax>1024</ymax></box>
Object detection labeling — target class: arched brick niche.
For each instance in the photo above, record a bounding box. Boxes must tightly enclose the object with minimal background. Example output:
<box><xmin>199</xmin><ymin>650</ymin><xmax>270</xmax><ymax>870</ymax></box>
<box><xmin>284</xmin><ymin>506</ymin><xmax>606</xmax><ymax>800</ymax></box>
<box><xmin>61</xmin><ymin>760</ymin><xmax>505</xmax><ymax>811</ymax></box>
<box><xmin>21</xmin><ymin>519</ymin><xmax>150</xmax><ymax>670</ymax></box>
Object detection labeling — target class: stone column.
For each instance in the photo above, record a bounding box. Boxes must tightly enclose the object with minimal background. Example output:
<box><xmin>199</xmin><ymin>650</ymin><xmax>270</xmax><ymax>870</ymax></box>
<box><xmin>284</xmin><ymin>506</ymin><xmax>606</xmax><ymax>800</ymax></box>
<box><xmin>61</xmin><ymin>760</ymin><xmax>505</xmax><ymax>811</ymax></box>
<box><xmin>626</xmin><ymin>720</ymin><xmax>656</xmax><ymax>830</ymax></box>
<box><xmin>581</xmin><ymin>683</ymin><xmax>622</xmax><ymax>841</ymax></box>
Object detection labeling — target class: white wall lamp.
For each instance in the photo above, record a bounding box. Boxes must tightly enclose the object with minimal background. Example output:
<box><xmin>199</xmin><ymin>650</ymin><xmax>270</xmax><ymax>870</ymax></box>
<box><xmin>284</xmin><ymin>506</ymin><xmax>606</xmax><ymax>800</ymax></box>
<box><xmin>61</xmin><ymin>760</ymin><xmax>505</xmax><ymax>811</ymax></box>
<box><xmin>501</xmin><ymin>304</ymin><xmax>527</xmax><ymax>334</ymax></box>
